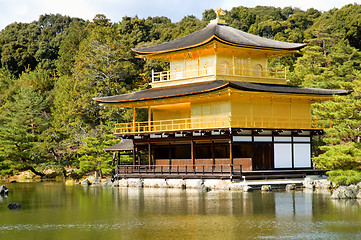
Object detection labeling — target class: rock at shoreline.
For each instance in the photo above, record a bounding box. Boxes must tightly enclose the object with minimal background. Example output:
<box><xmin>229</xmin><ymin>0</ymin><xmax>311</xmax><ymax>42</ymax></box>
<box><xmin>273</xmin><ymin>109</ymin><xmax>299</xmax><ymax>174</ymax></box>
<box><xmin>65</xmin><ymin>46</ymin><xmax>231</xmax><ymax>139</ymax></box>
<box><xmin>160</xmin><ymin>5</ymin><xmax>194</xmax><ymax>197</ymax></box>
<box><xmin>331</xmin><ymin>185</ymin><xmax>359</xmax><ymax>199</ymax></box>
<box><xmin>229</xmin><ymin>183</ymin><xmax>244</xmax><ymax>191</ymax></box>
<box><xmin>314</xmin><ymin>179</ymin><xmax>332</xmax><ymax>189</ymax></box>
<box><xmin>92</xmin><ymin>177</ymin><xmax>101</xmax><ymax>186</ymax></box>
<box><xmin>303</xmin><ymin>177</ymin><xmax>315</xmax><ymax>189</ymax></box>
<box><xmin>357</xmin><ymin>191</ymin><xmax>361</xmax><ymax>199</ymax></box>
<box><xmin>242</xmin><ymin>185</ymin><xmax>253</xmax><ymax>192</ymax></box>
<box><xmin>167</xmin><ymin>179</ymin><xmax>186</xmax><ymax>189</ymax></box>
<box><xmin>81</xmin><ymin>179</ymin><xmax>91</xmax><ymax>186</ymax></box>
<box><xmin>8</xmin><ymin>202</ymin><xmax>22</xmax><ymax>209</ymax></box>
<box><xmin>127</xmin><ymin>178</ymin><xmax>143</xmax><ymax>188</ymax></box>
<box><xmin>0</xmin><ymin>185</ymin><xmax>9</xmax><ymax>195</ymax></box>
<box><xmin>101</xmin><ymin>178</ymin><xmax>113</xmax><ymax>187</ymax></box>
<box><xmin>113</xmin><ymin>179</ymin><xmax>121</xmax><ymax>187</ymax></box>
<box><xmin>285</xmin><ymin>184</ymin><xmax>296</xmax><ymax>191</ymax></box>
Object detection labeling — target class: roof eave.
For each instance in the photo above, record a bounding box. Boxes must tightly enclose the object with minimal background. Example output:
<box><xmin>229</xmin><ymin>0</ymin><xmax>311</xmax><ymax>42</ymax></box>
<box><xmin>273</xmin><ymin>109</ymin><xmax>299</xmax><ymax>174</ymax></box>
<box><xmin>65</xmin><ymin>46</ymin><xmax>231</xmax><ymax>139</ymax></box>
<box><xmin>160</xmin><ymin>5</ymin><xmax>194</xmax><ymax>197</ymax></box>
<box><xmin>132</xmin><ymin>36</ymin><xmax>216</xmax><ymax>56</ymax></box>
<box><xmin>132</xmin><ymin>38</ymin><xmax>307</xmax><ymax>57</ymax></box>
<box><xmin>93</xmin><ymin>81</ymin><xmax>349</xmax><ymax>106</ymax></box>
<box><xmin>93</xmin><ymin>81</ymin><xmax>230</xmax><ymax>104</ymax></box>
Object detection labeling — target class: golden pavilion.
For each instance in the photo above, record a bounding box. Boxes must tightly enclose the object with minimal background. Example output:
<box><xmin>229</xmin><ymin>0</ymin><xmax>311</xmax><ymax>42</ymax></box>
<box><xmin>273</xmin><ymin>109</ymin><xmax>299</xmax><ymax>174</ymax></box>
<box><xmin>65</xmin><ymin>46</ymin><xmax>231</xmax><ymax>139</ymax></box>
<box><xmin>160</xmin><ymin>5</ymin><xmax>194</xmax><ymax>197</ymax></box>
<box><xmin>94</xmin><ymin>15</ymin><xmax>348</xmax><ymax>179</ymax></box>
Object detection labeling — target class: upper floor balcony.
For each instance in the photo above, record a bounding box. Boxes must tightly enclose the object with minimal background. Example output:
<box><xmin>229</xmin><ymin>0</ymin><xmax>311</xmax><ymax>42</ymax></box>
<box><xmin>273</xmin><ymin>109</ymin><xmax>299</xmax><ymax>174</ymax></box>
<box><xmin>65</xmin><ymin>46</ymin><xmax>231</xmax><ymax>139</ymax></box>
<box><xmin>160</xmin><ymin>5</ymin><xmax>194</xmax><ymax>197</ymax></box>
<box><xmin>114</xmin><ymin>115</ymin><xmax>329</xmax><ymax>135</ymax></box>
<box><xmin>151</xmin><ymin>65</ymin><xmax>287</xmax><ymax>88</ymax></box>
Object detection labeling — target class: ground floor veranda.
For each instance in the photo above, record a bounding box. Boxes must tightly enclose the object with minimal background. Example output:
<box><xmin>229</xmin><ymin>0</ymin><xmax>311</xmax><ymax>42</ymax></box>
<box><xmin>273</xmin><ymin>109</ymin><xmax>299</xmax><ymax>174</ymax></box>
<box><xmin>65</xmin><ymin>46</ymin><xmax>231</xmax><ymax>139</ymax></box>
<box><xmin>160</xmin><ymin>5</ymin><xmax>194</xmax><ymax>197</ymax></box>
<box><xmin>109</xmin><ymin>128</ymin><xmax>325</xmax><ymax>180</ymax></box>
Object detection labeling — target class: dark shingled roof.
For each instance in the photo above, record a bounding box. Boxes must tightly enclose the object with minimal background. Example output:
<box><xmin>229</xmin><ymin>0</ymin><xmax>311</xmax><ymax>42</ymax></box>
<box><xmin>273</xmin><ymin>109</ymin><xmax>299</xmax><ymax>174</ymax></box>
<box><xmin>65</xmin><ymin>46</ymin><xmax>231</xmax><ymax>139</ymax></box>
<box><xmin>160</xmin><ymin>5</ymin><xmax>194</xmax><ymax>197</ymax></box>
<box><xmin>93</xmin><ymin>81</ymin><xmax>349</xmax><ymax>104</ymax></box>
<box><xmin>133</xmin><ymin>23</ymin><xmax>306</xmax><ymax>54</ymax></box>
<box><xmin>104</xmin><ymin>139</ymin><xmax>133</xmax><ymax>152</ymax></box>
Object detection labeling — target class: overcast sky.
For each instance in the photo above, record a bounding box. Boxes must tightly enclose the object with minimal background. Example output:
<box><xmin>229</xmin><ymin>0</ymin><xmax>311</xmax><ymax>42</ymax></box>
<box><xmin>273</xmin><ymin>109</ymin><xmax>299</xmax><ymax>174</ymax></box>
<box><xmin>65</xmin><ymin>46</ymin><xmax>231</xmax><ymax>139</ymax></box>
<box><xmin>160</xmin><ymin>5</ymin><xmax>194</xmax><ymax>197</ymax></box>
<box><xmin>1</xmin><ymin>0</ymin><xmax>360</xmax><ymax>30</ymax></box>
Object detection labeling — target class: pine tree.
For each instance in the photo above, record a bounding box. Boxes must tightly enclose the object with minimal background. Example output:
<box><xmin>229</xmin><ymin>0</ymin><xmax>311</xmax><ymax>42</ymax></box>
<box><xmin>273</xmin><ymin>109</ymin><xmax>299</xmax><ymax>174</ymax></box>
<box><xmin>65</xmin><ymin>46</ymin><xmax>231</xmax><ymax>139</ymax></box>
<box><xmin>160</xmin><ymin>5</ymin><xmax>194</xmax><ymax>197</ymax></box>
<box><xmin>77</xmin><ymin>134</ymin><xmax>117</xmax><ymax>178</ymax></box>
<box><xmin>312</xmin><ymin>78</ymin><xmax>361</xmax><ymax>170</ymax></box>
<box><xmin>0</xmin><ymin>85</ymin><xmax>48</xmax><ymax>176</ymax></box>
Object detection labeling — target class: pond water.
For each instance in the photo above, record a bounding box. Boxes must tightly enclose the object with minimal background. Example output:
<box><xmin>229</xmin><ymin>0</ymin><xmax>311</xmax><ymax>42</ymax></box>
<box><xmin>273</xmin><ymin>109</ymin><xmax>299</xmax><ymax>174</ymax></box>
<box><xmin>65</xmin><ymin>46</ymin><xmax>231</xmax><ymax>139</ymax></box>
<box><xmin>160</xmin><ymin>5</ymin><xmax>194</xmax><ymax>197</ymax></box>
<box><xmin>0</xmin><ymin>182</ymin><xmax>361</xmax><ymax>240</ymax></box>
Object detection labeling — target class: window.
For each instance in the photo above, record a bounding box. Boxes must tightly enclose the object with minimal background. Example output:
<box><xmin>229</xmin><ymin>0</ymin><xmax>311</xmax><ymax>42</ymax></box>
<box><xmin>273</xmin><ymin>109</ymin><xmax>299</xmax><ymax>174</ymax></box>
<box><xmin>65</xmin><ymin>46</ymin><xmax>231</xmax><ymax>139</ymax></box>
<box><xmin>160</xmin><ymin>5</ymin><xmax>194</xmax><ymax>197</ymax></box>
<box><xmin>195</xmin><ymin>143</ymin><xmax>212</xmax><ymax>159</ymax></box>
<box><xmin>235</xmin><ymin>58</ymin><xmax>250</xmax><ymax>75</ymax></box>
<box><xmin>233</xmin><ymin>143</ymin><xmax>252</xmax><ymax>158</ymax></box>
<box><xmin>171</xmin><ymin>144</ymin><xmax>191</xmax><ymax>159</ymax></box>
<box><xmin>214</xmin><ymin>143</ymin><xmax>230</xmax><ymax>158</ymax></box>
<box><xmin>186</xmin><ymin>58</ymin><xmax>198</xmax><ymax>77</ymax></box>
<box><xmin>154</xmin><ymin>145</ymin><xmax>169</xmax><ymax>159</ymax></box>
<box><xmin>195</xmin><ymin>142</ymin><xmax>229</xmax><ymax>159</ymax></box>
<box><xmin>175</xmin><ymin>66</ymin><xmax>182</xmax><ymax>79</ymax></box>
<box><xmin>221</xmin><ymin>61</ymin><xmax>230</xmax><ymax>75</ymax></box>
<box><xmin>153</xmin><ymin>144</ymin><xmax>191</xmax><ymax>159</ymax></box>
<box><xmin>254</xmin><ymin>64</ymin><xmax>263</xmax><ymax>77</ymax></box>
<box><xmin>204</xmin><ymin>62</ymin><xmax>213</xmax><ymax>75</ymax></box>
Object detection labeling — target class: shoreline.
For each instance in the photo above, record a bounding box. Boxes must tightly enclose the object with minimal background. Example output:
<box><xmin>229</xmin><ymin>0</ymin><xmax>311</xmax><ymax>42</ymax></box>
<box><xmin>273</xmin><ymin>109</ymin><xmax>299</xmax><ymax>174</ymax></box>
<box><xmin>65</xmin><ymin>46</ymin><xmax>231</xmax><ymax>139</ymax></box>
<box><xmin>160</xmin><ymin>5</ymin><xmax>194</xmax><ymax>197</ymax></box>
<box><xmin>3</xmin><ymin>172</ymin><xmax>361</xmax><ymax>199</ymax></box>
<box><xmin>70</xmin><ymin>174</ymin><xmax>332</xmax><ymax>192</ymax></box>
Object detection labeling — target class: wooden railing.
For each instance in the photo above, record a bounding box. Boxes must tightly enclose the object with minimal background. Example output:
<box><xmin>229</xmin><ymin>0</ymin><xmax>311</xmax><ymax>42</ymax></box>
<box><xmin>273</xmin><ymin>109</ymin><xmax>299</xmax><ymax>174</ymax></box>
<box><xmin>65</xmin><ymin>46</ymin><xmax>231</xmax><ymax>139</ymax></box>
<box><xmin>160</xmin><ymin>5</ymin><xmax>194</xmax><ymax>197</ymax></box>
<box><xmin>114</xmin><ymin>116</ymin><xmax>329</xmax><ymax>134</ymax></box>
<box><xmin>152</xmin><ymin>66</ymin><xmax>286</xmax><ymax>83</ymax></box>
<box><xmin>116</xmin><ymin>164</ymin><xmax>242</xmax><ymax>178</ymax></box>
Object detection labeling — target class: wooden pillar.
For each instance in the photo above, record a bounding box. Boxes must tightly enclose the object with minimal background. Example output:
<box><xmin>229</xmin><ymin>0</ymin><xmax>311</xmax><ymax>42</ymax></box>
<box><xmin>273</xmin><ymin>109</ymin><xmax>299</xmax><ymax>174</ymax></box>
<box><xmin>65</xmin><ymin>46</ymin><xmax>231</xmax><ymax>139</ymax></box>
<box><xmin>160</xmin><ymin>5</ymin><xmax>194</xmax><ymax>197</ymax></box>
<box><xmin>211</xmin><ymin>140</ymin><xmax>215</xmax><ymax>166</ymax></box>
<box><xmin>229</xmin><ymin>135</ymin><xmax>233</xmax><ymax>165</ymax></box>
<box><xmin>132</xmin><ymin>107</ymin><xmax>136</xmax><ymax>132</ymax></box>
<box><xmin>148</xmin><ymin>142</ymin><xmax>151</xmax><ymax>166</ymax></box>
<box><xmin>168</xmin><ymin>142</ymin><xmax>171</xmax><ymax>166</ymax></box>
<box><xmin>132</xmin><ymin>145</ymin><xmax>136</xmax><ymax>166</ymax></box>
<box><xmin>148</xmin><ymin>106</ymin><xmax>151</xmax><ymax>132</ymax></box>
<box><xmin>191</xmin><ymin>139</ymin><xmax>195</xmax><ymax>168</ymax></box>
<box><xmin>117</xmin><ymin>151</ymin><xmax>120</xmax><ymax>165</ymax></box>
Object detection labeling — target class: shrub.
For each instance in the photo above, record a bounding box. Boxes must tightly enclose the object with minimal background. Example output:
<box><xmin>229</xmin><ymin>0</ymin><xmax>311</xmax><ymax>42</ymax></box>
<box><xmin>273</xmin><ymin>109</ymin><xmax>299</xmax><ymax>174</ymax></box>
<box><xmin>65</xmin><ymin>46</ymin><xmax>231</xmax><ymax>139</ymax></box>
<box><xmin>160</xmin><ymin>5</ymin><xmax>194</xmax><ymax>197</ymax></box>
<box><xmin>327</xmin><ymin>170</ymin><xmax>361</xmax><ymax>185</ymax></box>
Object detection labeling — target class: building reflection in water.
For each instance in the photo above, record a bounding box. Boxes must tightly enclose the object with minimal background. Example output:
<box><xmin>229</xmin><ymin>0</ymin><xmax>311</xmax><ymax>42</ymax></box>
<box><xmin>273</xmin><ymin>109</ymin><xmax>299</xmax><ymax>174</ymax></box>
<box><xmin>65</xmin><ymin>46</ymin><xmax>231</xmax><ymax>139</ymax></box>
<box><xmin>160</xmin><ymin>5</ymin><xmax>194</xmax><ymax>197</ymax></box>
<box><xmin>113</xmin><ymin>187</ymin><xmax>318</xmax><ymax>218</ymax></box>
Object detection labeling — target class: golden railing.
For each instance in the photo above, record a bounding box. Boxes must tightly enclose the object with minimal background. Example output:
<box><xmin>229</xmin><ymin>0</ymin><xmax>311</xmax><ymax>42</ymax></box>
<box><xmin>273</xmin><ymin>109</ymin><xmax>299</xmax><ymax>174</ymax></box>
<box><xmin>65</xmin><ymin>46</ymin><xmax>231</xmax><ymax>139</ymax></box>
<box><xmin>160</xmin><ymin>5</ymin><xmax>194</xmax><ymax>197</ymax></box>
<box><xmin>231</xmin><ymin>117</ymin><xmax>331</xmax><ymax>129</ymax></box>
<box><xmin>115</xmin><ymin>115</ymin><xmax>230</xmax><ymax>134</ymax></box>
<box><xmin>114</xmin><ymin>116</ymin><xmax>330</xmax><ymax>134</ymax></box>
<box><xmin>152</xmin><ymin>66</ymin><xmax>286</xmax><ymax>83</ymax></box>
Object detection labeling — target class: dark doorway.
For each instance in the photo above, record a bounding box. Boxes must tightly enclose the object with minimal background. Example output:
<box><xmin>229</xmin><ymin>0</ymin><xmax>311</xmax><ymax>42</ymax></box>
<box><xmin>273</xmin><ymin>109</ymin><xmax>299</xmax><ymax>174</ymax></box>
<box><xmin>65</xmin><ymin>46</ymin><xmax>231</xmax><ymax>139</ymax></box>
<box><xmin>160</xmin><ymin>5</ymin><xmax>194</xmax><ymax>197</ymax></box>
<box><xmin>135</xmin><ymin>144</ymin><xmax>149</xmax><ymax>165</ymax></box>
<box><xmin>253</xmin><ymin>143</ymin><xmax>273</xmax><ymax>170</ymax></box>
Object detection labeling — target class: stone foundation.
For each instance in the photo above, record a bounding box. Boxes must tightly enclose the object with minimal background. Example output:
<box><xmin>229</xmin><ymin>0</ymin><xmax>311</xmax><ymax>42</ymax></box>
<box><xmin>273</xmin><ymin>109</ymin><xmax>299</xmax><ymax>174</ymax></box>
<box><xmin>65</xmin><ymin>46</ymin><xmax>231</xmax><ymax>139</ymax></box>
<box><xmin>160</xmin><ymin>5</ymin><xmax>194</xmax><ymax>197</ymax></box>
<box><xmin>78</xmin><ymin>175</ymin><xmax>339</xmax><ymax>193</ymax></box>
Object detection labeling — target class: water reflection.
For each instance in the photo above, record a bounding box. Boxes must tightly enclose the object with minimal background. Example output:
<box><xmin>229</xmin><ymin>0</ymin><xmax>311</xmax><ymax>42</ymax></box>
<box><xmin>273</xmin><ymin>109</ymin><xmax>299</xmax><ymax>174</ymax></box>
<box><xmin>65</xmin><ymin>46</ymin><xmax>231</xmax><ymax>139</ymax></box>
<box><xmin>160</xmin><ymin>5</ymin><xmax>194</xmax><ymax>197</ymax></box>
<box><xmin>275</xmin><ymin>192</ymin><xmax>313</xmax><ymax>219</ymax></box>
<box><xmin>0</xmin><ymin>194</ymin><xmax>8</xmax><ymax>203</ymax></box>
<box><xmin>111</xmin><ymin>188</ymin><xmax>316</xmax><ymax>218</ymax></box>
<box><xmin>0</xmin><ymin>183</ymin><xmax>361</xmax><ymax>240</ymax></box>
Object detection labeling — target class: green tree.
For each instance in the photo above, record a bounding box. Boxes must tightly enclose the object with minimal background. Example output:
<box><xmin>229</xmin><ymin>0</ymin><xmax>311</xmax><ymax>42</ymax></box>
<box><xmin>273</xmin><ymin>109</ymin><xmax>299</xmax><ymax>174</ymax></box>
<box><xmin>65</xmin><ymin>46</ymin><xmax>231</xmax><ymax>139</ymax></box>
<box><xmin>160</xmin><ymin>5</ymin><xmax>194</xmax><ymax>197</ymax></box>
<box><xmin>77</xmin><ymin>134</ymin><xmax>117</xmax><ymax>178</ymax></box>
<box><xmin>291</xmin><ymin>35</ymin><xmax>361</xmax><ymax>88</ymax></box>
<box><xmin>0</xmin><ymin>22</ymin><xmax>39</xmax><ymax>76</ymax></box>
<box><xmin>0</xmin><ymin>85</ymin><xmax>48</xmax><ymax>176</ymax></box>
<box><xmin>56</xmin><ymin>20</ymin><xmax>88</xmax><ymax>76</ymax></box>
<box><xmin>305</xmin><ymin>4</ymin><xmax>361</xmax><ymax>50</ymax></box>
<box><xmin>0</xmin><ymin>68</ymin><xmax>15</xmax><ymax>104</ymax></box>
<box><xmin>172</xmin><ymin>15</ymin><xmax>206</xmax><ymax>38</ymax></box>
<box><xmin>72</xmin><ymin>15</ymin><xmax>131</xmax><ymax>128</ymax></box>
<box><xmin>312</xmin><ymin>79</ymin><xmax>361</xmax><ymax>170</ymax></box>
<box><xmin>35</xmin><ymin>14</ymin><xmax>76</xmax><ymax>72</ymax></box>
<box><xmin>40</xmin><ymin>75</ymin><xmax>83</xmax><ymax>175</ymax></box>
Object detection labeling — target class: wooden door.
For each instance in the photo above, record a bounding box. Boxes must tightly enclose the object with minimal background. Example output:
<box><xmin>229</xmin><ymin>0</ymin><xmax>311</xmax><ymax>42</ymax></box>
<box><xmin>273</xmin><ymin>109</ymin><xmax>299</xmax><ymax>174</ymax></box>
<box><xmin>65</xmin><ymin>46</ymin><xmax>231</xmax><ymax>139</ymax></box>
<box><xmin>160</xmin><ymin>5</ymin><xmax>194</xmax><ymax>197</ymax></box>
<box><xmin>253</xmin><ymin>143</ymin><xmax>273</xmax><ymax>170</ymax></box>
